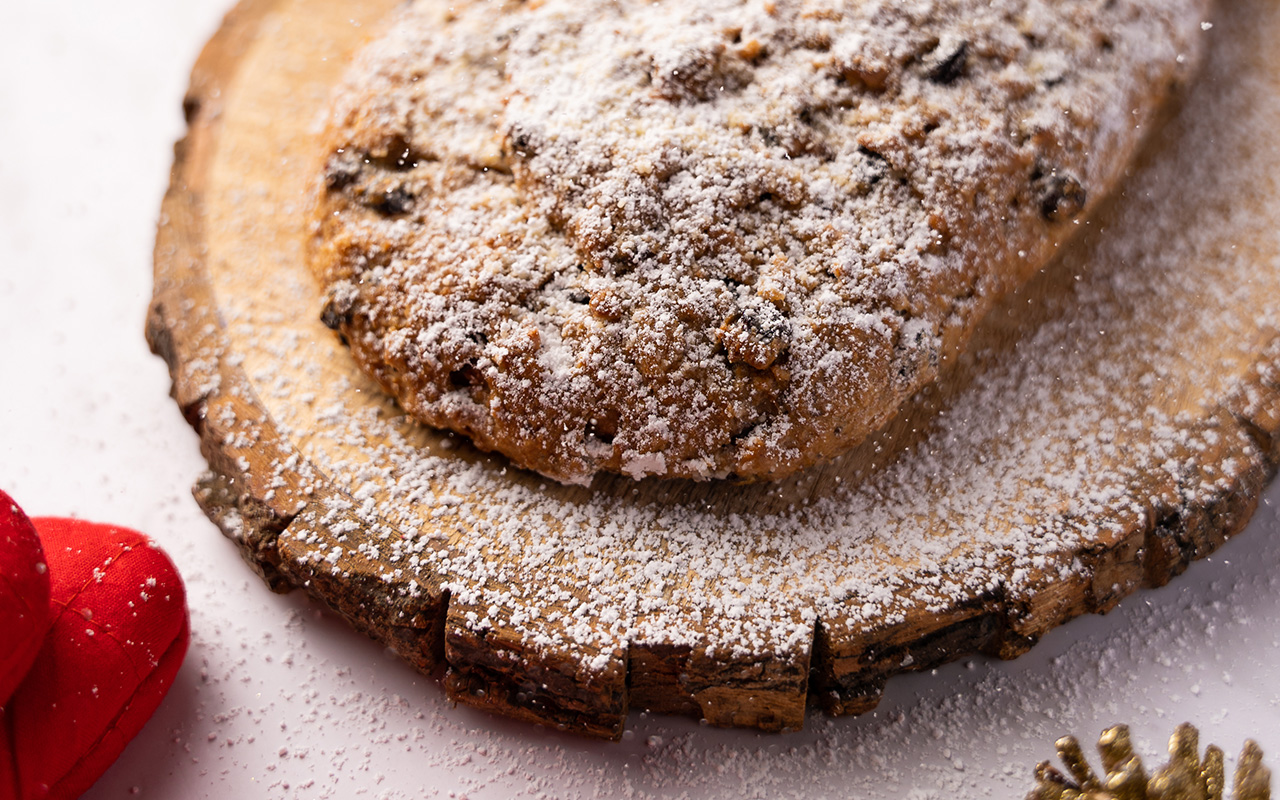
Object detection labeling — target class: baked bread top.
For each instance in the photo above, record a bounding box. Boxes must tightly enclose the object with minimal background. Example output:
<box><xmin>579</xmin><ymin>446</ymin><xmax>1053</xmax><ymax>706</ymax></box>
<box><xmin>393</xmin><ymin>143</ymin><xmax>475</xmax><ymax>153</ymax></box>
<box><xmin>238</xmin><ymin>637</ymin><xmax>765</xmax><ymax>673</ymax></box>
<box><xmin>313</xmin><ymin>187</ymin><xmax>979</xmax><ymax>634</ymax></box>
<box><xmin>310</xmin><ymin>0</ymin><xmax>1209</xmax><ymax>484</ymax></box>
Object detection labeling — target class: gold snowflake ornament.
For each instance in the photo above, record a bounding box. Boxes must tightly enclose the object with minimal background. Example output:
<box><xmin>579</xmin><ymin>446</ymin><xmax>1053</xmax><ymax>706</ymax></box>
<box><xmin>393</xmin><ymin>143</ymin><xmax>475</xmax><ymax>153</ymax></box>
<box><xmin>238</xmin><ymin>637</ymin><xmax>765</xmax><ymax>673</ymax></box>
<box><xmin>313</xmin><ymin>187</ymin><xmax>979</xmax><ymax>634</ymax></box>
<box><xmin>1028</xmin><ymin>723</ymin><xmax>1271</xmax><ymax>800</ymax></box>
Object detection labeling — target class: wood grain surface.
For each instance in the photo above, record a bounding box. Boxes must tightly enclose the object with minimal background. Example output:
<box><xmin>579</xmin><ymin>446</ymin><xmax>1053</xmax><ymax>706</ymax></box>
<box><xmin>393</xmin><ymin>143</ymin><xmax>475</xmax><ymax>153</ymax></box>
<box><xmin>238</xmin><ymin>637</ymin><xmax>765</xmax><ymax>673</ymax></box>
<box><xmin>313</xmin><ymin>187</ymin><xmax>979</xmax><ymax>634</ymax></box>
<box><xmin>149</xmin><ymin>0</ymin><xmax>1280</xmax><ymax>739</ymax></box>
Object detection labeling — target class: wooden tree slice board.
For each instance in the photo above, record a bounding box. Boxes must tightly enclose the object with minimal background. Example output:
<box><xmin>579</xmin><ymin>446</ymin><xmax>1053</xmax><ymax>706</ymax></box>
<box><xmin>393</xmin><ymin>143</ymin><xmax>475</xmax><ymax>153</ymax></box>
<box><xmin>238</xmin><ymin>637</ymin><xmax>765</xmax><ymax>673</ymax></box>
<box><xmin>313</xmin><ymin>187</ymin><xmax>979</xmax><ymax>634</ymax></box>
<box><xmin>149</xmin><ymin>0</ymin><xmax>1280</xmax><ymax>739</ymax></box>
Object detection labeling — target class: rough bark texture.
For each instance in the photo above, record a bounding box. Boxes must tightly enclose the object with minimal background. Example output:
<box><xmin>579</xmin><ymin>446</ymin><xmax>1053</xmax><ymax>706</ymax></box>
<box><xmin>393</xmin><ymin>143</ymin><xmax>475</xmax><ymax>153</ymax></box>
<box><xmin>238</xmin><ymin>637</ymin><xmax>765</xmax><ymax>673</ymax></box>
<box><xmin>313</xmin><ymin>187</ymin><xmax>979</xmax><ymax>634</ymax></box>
<box><xmin>149</xmin><ymin>0</ymin><xmax>1280</xmax><ymax>740</ymax></box>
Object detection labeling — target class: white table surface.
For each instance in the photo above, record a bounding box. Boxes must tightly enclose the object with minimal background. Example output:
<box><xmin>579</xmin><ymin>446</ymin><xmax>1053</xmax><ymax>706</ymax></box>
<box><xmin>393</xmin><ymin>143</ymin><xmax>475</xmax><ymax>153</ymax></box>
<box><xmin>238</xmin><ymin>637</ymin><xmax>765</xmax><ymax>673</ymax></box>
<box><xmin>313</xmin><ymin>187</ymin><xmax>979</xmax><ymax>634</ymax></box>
<box><xmin>3</xmin><ymin>4</ymin><xmax>1279</xmax><ymax>798</ymax></box>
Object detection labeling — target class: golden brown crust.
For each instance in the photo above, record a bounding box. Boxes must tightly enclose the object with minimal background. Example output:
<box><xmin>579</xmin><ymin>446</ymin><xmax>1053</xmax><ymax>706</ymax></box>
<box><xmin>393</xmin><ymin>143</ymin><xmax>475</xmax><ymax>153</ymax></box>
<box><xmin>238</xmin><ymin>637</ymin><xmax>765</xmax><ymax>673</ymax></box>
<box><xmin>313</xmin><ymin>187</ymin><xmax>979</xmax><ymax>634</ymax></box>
<box><xmin>310</xmin><ymin>0</ymin><xmax>1210</xmax><ymax>483</ymax></box>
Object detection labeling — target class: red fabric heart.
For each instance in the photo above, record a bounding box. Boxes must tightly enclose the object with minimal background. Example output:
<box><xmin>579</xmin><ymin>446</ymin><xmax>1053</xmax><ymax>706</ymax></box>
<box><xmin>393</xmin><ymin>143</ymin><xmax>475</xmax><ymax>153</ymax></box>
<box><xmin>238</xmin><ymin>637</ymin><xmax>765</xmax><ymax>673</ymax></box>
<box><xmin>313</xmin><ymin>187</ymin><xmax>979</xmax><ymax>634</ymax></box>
<box><xmin>0</xmin><ymin>492</ymin><xmax>51</xmax><ymax>707</ymax></box>
<box><xmin>2</xmin><ymin>518</ymin><xmax>189</xmax><ymax>800</ymax></box>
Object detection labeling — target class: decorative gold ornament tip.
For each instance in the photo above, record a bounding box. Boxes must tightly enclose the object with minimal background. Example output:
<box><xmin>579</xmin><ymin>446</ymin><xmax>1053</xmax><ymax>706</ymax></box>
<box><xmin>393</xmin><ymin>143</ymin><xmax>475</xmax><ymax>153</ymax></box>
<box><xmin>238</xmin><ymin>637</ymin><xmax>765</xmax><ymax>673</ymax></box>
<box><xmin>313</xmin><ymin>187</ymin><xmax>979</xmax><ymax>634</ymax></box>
<box><xmin>1028</xmin><ymin>723</ymin><xmax>1271</xmax><ymax>800</ymax></box>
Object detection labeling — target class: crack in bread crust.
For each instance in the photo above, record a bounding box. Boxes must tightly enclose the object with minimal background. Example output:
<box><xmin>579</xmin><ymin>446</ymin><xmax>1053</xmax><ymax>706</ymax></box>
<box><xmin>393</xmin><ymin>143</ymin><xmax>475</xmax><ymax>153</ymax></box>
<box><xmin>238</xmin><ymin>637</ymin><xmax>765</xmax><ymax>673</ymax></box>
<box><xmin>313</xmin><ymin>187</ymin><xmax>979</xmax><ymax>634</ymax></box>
<box><xmin>311</xmin><ymin>0</ymin><xmax>1209</xmax><ymax>484</ymax></box>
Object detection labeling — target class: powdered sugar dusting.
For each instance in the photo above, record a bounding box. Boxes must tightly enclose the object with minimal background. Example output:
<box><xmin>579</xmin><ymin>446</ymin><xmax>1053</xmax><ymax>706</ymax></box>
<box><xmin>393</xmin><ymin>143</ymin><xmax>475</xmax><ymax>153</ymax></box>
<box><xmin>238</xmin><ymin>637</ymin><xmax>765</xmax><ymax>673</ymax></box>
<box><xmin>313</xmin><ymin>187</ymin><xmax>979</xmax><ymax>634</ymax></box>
<box><xmin>311</xmin><ymin>0</ymin><xmax>1209</xmax><ymax>484</ymax></box>
<box><xmin>187</xmin><ymin>0</ymin><xmax>1279</xmax><ymax>733</ymax></box>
